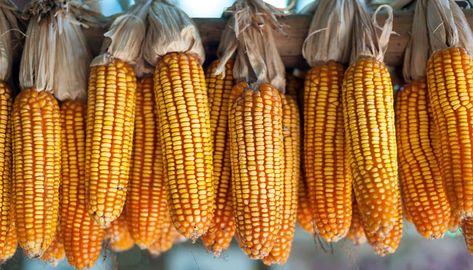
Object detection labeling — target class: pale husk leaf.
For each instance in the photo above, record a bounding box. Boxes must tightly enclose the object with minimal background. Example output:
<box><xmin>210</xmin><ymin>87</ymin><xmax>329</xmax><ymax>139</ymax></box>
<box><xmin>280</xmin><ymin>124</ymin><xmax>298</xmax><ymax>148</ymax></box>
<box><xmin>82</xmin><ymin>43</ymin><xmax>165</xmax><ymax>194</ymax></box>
<box><xmin>369</xmin><ymin>0</ymin><xmax>413</xmax><ymax>9</ymax></box>
<box><xmin>216</xmin><ymin>0</ymin><xmax>286</xmax><ymax>92</ymax></box>
<box><xmin>302</xmin><ymin>0</ymin><xmax>355</xmax><ymax>66</ymax></box>
<box><xmin>19</xmin><ymin>1</ymin><xmax>90</xmax><ymax>100</ymax></box>
<box><xmin>143</xmin><ymin>0</ymin><xmax>205</xmax><ymax>65</ymax></box>
<box><xmin>402</xmin><ymin>0</ymin><xmax>429</xmax><ymax>82</ymax></box>
<box><xmin>0</xmin><ymin>0</ymin><xmax>19</xmax><ymax>81</ymax></box>
<box><xmin>90</xmin><ymin>1</ymin><xmax>150</xmax><ymax>67</ymax></box>
<box><xmin>350</xmin><ymin>1</ymin><xmax>394</xmax><ymax>63</ymax></box>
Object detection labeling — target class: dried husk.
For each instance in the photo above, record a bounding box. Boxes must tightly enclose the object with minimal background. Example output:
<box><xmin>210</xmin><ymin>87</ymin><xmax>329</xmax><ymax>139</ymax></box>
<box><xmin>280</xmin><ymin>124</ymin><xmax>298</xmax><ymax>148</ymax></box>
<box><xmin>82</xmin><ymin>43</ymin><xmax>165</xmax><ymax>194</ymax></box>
<box><xmin>350</xmin><ymin>1</ymin><xmax>394</xmax><ymax>63</ymax></box>
<box><xmin>216</xmin><ymin>0</ymin><xmax>286</xmax><ymax>92</ymax></box>
<box><xmin>302</xmin><ymin>0</ymin><xmax>355</xmax><ymax>67</ymax></box>
<box><xmin>402</xmin><ymin>0</ymin><xmax>429</xmax><ymax>82</ymax></box>
<box><xmin>20</xmin><ymin>0</ymin><xmax>91</xmax><ymax>101</ymax></box>
<box><xmin>143</xmin><ymin>0</ymin><xmax>205</xmax><ymax>65</ymax></box>
<box><xmin>0</xmin><ymin>0</ymin><xmax>19</xmax><ymax>82</ymax></box>
<box><xmin>369</xmin><ymin>0</ymin><xmax>413</xmax><ymax>9</ymax></box>
<box><xmin>90</xmin><ymin>0</ymin><xmax>150</xmax><ymax>67</ymax></box>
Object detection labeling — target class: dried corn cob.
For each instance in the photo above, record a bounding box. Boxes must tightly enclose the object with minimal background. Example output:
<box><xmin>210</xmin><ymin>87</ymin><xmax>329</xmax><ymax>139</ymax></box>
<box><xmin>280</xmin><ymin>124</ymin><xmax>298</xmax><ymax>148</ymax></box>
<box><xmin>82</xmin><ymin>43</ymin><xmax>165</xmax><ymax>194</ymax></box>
<box><xmin>125</xmin><ymin>77</ymin><xmax>168</xmax><ymax>249</ymax></box>
<box><xmin>154</xmin><ymin>52</ymin><xmax>214</xmax><ymax>240</ymax></box>
<box><xmin>40</xmin><ymin>227</ymin><xmax>65</xmax><ymax>266</ymax></box>
<box><xmin>297</xmin><ymin>177</ymin><xmax>314</xmax><ymax>234</ymax></box>
<box><xmin>85</xmin><ymin>59</ymin><xmax>137</xmax><ymax>227</ymax></box>
<box><xmin>427</xmin><ymin>47</ymin><xmax>473</xmax><ymax>219</ymax></box>
<box><xmin>305</xmin><ymin>61</ymin><xmax>352</xmax><ymax>242</ymax></box>
<box><xmin>462</xmin><ymin>218</ymin><xmax>473</xmax><ymax>254</ymax></box>
<box><xmin>0</xmin><ymin>208</ymin><xmax>17</xmax><ymax>263</ymax></box>
<box><xmin>347</xmin><ymin>198</ymin><xmax>366</xmax><ymax>245</ymax></box>
<box><xmin>148</xmin><ymin>222</ymin><xmax>182</xmax><ymax>256</ymax></box>
<box><xmin>0</xmin><ymin>82</ymin><xmax>13</xmax><ymax>259</ymax></box>
<box><xmin>60</xmin><ymin>100</ymin><xmax>105</xmax><ymax>269</ymax></box>
<box><xmin>106</xmin><ymin>214</ymin><xmax>134</xmax><ymax>252</ymax></box>
<box><xmin>342</xmin><ymin>56</ymin><xmax>400</xmax><ymax>237</ymax></box>
<box><xmin>395</xmin><ymin>80</ymin><xmax>450</xmax><ymax>239</ymax></box>
<box><xmin>12</xmin><ymin>89</ymin><xmax>61</xmax><ymax>257</ymax></box>
<box><xmin>263</xmin><ymin>95</ymin><xmax>300</xmax><ymax>265</ymax></box>
<box><xmin>229</xmin><ymin>82</ymin><xmax>284</xmax><ymax>259</ymax></box>
<box><xmin>201</xmin><ymin>60</ymin><xmax>235</xmax><ymax>255</ymax></box>
<box><xmin>286</xmin><ymin>73</ymin><xmax>303</xmax><ymax>101</ymax></box>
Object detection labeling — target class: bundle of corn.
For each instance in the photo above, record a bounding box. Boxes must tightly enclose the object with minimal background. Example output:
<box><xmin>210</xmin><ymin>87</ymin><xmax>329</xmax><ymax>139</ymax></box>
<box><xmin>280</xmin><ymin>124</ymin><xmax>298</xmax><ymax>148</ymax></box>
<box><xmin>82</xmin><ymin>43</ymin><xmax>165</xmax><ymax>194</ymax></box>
<box><xmin>425</xmin><ymin>0</ymin><xmax>473</xmax><ymax>230</ymax></box>
<box><xmin>106</xmin><ymin>214</ymin><xmax>134</xmax><ymax>252</ymax></box>
<box><xmin>347</xmin><ymin>198</ymin><xmax>366</xmax><ymax>245</ymax></box>
<box><xmin>40</xmin><ymin>226</ymin><xmax>65</xmax><ymax>266</ymax></box>
<box><xmin>85</xmin><ymin>1</ymin><xmax>150</xmax><ymax>227</ymax></box>
<box><xmin>50</xmin><ymin>5</ymin><xmax>106</xmax><ymax>268</ymax></box>
<box><xmin>215</xmin><ymin>0</ymin><xmax>296</xmax><ymax>263</ymax></box>
<box><xmin>142</xmin><ymin>0</ymin><xmax>214</xmax><ymax>240</ymax></box>
<box><xmin>342</xmin><ymin>2</ymin><xmax>402</xmax><ymax>256</ymax></box>
<box><xmin>0</xmin><ymin>0</ymin><xmax>19</xmax><ymax>262</ymax></box>
<box><xmin>302</xmin><ymin>0</ymin><xmax>355</xmax><ymax>242</ymax></box>
<box><xmin>395</xmin><ymin>0</ymin><xmax>450</xmax><ymax>239</ymax></box>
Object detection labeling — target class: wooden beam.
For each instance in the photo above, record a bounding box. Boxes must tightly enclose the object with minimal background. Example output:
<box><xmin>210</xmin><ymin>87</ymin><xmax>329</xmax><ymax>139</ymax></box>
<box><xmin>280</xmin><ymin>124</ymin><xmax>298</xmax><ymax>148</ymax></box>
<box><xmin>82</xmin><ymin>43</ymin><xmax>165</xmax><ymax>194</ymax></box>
<box><xmin>83</xmin><ymin>10</ymin><xmax>473</xmax><ymax>68</ymax></box>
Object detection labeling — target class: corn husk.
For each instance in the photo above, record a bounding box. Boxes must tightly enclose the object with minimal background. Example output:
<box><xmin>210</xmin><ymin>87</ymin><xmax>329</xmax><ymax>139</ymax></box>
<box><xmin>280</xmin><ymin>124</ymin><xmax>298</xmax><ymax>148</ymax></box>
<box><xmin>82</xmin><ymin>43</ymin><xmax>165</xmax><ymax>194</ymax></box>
<box><xmin>0</xmin><ymin>0</ymin><xmax>19</xmax><ymax>82</ymax></box>
<box><xmin>216</xmin><ymin>0</ymin><xmax>286</xmax><ymax>92</ymax></box>
<box><xmin>302</xmin><ymin>0</ymin><xmax>355</xmax><ymax>67</ymax></box>
<box><xmin>350</xmin><ymin>1</ymin><xmax>394</xmax><ymax>63</ymax></box>
<box><xmin>298</xmin><ymin>0</ymin><xmax>319</xmax><ymax>15</ymax></box>
<box><xmin>143</xmin><ymin>0</ymin><xmax>205</xmax><ymax>65</ymax></box>
<box><xmin>20</xmin><ymin>0</ymin><xmax>93</xmax><ymax>101</ymax></box>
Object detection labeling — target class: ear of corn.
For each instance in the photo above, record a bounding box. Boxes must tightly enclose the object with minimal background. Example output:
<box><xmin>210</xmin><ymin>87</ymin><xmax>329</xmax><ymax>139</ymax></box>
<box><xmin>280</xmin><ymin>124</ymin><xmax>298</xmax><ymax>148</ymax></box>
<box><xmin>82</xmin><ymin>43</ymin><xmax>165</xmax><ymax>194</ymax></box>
<box><xmin>60</xmin><ymin>100</ymin><xmax>105</xmax><ymax>269</ymax></box>
<box><xmin>0</xmin><ymin>81</ymin><xmax>13</xmax><ymax>261</ymax></box>
<box><xmin>347</xmin><ymin>198</ymin><xmax>366</xmax><ymax>245</ymax></box>
<box><xmin>304</xmin><ymin>61</ymin><xmax>352</xmax><ymax>242</ymax></box>
<box><xmin>263</xmin><ymin>95</ymin><xmax>300</xmax><ymax>265</ymax></box>
<box><xmin>12</xmin><ymin>89</ymin><xmax>61</xmax><ymax>257</ymax></box>
<box><xmin>229</xmin><ymin>82</ymin><xmax>284</xmax><ymax>259</ymax></box>
<box><xmin>297</xmin><ymin>176</ymin><xmax>314</xmax><ymax>234</ymax></box>
<box><xmin>154</xmin><ymin>52</ymin><xmax>214</xmax><ymax>240</ymax></box>
<box><xmin>426</xmin><ymin>47</ymin><xmax>473</xmax><ymax>220</ymax></box>
<box><xmin>342</xmin><ymin>57</ymin><xmax>400</xmax><ymax>238</ymax></box>
<box><xmin>395</xmin><ymin>80</ymin><xmax>450</xmax><ymax>239</ymax></box>
<box><xmin>125</xmin><ymin>77</ymin><xmax>168</xmax><ymax>249</ymax></box>
<box><xmin>106</xmin><ymin>214</ymin><xmax>134</xmax><ymax>252</ymax></box>
<box><xmin>148</xmin><ymin>222</ymin><xmax>182</xmax><ymax>257</ymax></box>
<box><xmin>40</xmin><ymin>226</ymin><xmax>65</xmax><ymax>266</ymax></box>
<box><xmin>462</xmin><ymin>218</ymin><xmax>473</xmax><ymax>254</ymax></box>
<box><xmin>85</xmin><ymin>59</ymin><xmax>137</xmax><ymax>227</ymax></box>
<box><xmin>201</xmin><ymin>60</ymin><xmax>235</xmax><ymax>256</ymax></box>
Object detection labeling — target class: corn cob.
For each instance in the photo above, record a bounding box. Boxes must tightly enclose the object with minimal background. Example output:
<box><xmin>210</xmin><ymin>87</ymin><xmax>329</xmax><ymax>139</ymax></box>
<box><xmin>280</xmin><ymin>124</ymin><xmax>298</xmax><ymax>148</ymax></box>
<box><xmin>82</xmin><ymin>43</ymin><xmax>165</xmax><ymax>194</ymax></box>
<box><xmin>286</xmin><ymin>73</ymin><xmax>302</xmax><ymax>100</ymax></box>
<box><xmin>347</xmin><ymin>198</ymin><xmax>366</xmax><ymax>245</ymax></box>
<box><xmin>426</xmin><ymin>47</ymin><xmax>473</xmax><ymax>219</ymax></box>
<box><xmin>106</xmin><ymin>214</ymin><xmax>134</xmax><ymax>252</ymax></box>
<box><xmin>201</xmin><ymin>60</ymin><xmax>235</xmax><ymax>255</ymax></box>
<box><xmin>395</xmin><ymin>80</ymin><xmax>450</xmax><ymax>239</ymax></box>
<box><xmin>305</xmin><ymin>61</ymin><xmax>352</xmax><ymax>242</ymax></box>
<box><xmin>0</xmin><ymin>208</ymin><xmax>17</xmax><ymax>263</ymax></box>
<box><xmin>297</xmin><ymin>176</ymin><xmax>314</xmax><ymax>233</ymax></box>
<box><xmin>60</xmin><ymin>100</ymin><xmax>105</xmax><ymax>269</ymax></box>
<box><xmin>342</xmin><ymin>56</ymin><xmax>400</xmax><ymax>237</ymax></box>
<box><xmin>263</xmin><ymin>95</ymin><xmax>300</xmax><ymax>265</ymax></box>
<box><xmin>154</xmin><ymin>52</ymin><xmax>214</xmax><ymax>239</ymax></box>
<box><xmin>12</xmin><ymin>89</ymin><xmax>61</xmax><ymax>257</ymax></box>
<box><xmin>462</xmin><ymin>218</ymin><xmax>473</xmax><ymax>254</ymax></box>
<box><xmin>85</xmin><ymin>59</ymin><xmax>137</xmax><ymax>227</ymax></box>
<box><xmin>40</xmin><ymin>226</ymin><xmax>65</xmax><ymax>266</ymax></box>
<box><xmin>125</xmin><ymin>77</ymin><xmax>168</xmax><ymax>249</ymax></box>
<box><xmin>229</xmin><ymin>82</ymin><xmax>284</xmax><ymax>259</ymax></box>
<box><xmin>0</xmin><ymin>81</ymin><xmax>13</xmax><ymax>260</ymax></box>
<box><xmin>148</xmin><ymin>222</ymin><xmax>182</xmax><ymax>256</ymax></box>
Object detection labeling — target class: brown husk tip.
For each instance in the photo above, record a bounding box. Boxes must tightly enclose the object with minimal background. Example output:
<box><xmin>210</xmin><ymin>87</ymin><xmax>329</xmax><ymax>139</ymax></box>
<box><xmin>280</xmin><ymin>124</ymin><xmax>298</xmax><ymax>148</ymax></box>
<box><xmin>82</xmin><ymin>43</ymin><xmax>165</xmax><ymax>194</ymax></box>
<box><xmin>350</xmin><ymin>0</ymin><xmax>394</xmax><ymax>63</ymax></box>
<box><xmin>302</xmin><ymin>0</ymin><xmax>355</xmax><ymax>66</ymax></box>
<box><xmin>0</xmin><ymin>0</ymin><xmax>20</xmax><ymax>82</ymax></box>
<box><xmin>19</xmin><ymin>0</ymin><xmax>91</xmax><ymax>101</ymax></box>
<box><xmin>142</xmin><ymin>0</ymin><xmax>205</xmax><ymax>66</ymax></box>
<box><xmin>215</xmin><ymin>0</ymin><xmax>286</xmax><ymax>92</ymax></box>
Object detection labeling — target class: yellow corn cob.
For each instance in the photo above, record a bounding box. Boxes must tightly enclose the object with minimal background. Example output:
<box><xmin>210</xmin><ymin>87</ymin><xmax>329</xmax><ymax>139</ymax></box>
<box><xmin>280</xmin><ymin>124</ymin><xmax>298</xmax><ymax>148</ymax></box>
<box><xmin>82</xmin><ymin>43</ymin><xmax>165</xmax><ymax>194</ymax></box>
<box><xmin>60</xmin><ymin>100</ymin><xmax>105</xmax><ymax>269</ymax></box>
<box><xmin>125</xmin><ymin>77</ymin><xmax>168</xmax><ymax>249</ymax></box>
<box><xmin>41</xmin><ymin>226</ymin><xmax>65</xmax><ymax>266</ymax></box>
<box><xmin>395</xmin><ymin>80</ymin><xmax>450</xmax><ymax>239</ymax></box>
<box><xmin>85</xmin><ymin>59</ymin><xmax>137</xmax><ymax>227</ymax></box>
<box><xmin>305</xmin><ymin>61</ymin><xmax>352</xmax><ymax>241</ymax></box>
<box><xmin>364</xmin><ymin>200</ymin><xmax>403</xmax><ymax>256</ymax></box>
<box><xmin>12</xmin><ymin>89</ymin><xmax>61</xmax><ymax>257</ymax></box>
<box><xmin>0</xmin><ymin>81</ymin><xmax>13</xmax><ymax>260</ymax></box>
<box><xmin>263</xmin><ymin>95</ymin><xmax>300</xmax><ymax>265</ymax></box>
<box><xmin>229</xmin><ymin>82</ymin><xmax>284</xmax><ymax>259</ymax></box>
<box><xmin>201</xmin><ymin>60</ymin><xmax>235</xmax><ymax>255</ymax></box>
<box><xmin>154</xmin><ymin>52</ymin><xmax>214</xmax><ymax>239</ymax></box>
<box><xmin>426</xmin><ymin>47</ymin><xmax>473</xmax><ymax>220</ymax></box>
<box><xmin>148</xmin><ymin>222</ymin><xmax>182</xmax><ymax>256</ymax></box>
<box><xmin>342</xmin><ymin>57</ymin><xmax>400</xmax><ymax>237</ymax></box>
<box><xmin>106</xmin><ymin>214</ymin><xmax>134</xmax><ymax>252</ymax></box>
<box><xmin>286</xmin><ymin>73</ymin><xmax>303</xmax><ymax>100</ymax></box>
<box><xmin>462</xmin><ymin>218</ymin><xmax>473</xmax><ymax>254</ymax></box>
<box><xmin>0</xmin><ymin>208</ymin><xmax>17</xmax><ymax>263</ymax></box>
<box><xmin>297</xmin><ymin>176</ymin><xmax>314</xmax><ymax>233</ymax></box>
<box><xmin>347</xmin><ymin>198</ymin><xmax>366</xmax><ymax>245</ymax></box>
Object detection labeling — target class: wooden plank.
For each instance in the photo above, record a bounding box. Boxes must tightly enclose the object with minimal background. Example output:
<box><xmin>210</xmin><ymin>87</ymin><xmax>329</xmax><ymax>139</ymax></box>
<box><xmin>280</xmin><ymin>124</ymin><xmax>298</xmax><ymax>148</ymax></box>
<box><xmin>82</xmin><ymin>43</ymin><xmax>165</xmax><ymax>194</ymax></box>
<box><xmin>83</xmin><ymin>11</ymin><xmax>473</xmax><ymax>68</ymax></box>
